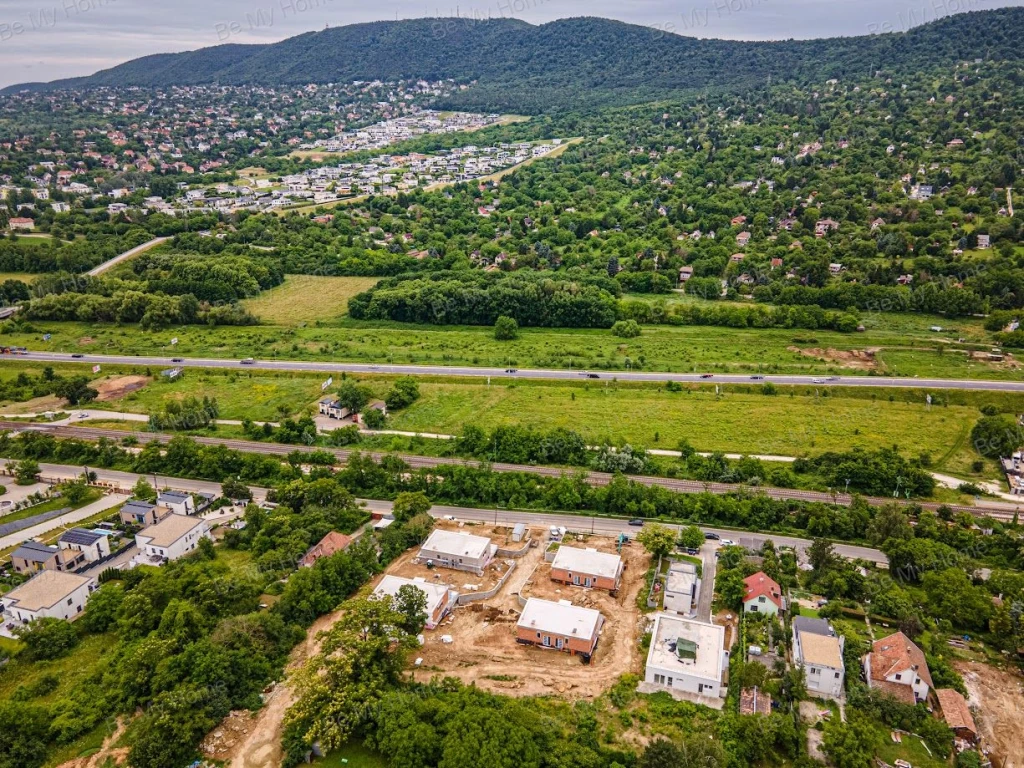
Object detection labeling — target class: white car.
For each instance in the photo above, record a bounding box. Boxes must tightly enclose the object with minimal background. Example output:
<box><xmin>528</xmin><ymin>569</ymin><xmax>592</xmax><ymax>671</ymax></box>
<box><xmin>812</xmin><ymin>378</ymin><xmax>827</xmax><ymax>384</ymax></box>
<box><xmin>720</xmin><ymin>539</ymin><xmax>735</xmax><ymax>546</ymax></box>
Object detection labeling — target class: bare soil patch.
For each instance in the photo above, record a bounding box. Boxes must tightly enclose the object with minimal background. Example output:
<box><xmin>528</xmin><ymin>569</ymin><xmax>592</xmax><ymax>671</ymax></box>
<box><xmin>957</xmin><ymin>660</ymin><xmax>1024</xmax><ymax>768</ymax></box>
<box><xmin>93</xmin><ymin>375</ymin><xmax>150</xmax><ymax>402</ymax></box>
<box><xmin>56</xmin><ymin>717</ymin><xmax>129</xmax><ymax>768</ymax></box>
<box><xmin>408</xmin><ymin>532</ymin><xmax>650</xmax><ymax>699</ymax></box>
<box><xmin>787</xmin><ymin>346</ymin><xmax>879</xmax><ymax>370</ymax></box>
<box><xmin>77</xmin><ymin>336</ymin><xmax>94</xmax><ymax>346</ymax></box>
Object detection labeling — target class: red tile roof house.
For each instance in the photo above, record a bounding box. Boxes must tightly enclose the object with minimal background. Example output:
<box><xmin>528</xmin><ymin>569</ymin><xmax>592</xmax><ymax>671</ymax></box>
<box><xmin>299</xmin><ymin>531</ymin><xmax>353</xmax><ymax>568</ymax></box>
<box><xmin>743</xmin><ymin>572</ymin><xmax>783</xmax><ymax>616</ymax></box>
<box><xmin>863</xmin><ymin>631</ymin><xmax>933</xmax><ymax>704</ymax></box>
<box><xmin>936</xmin><ymin>688</ymin><xmax>977</xmax><ymax>743</ymax></box>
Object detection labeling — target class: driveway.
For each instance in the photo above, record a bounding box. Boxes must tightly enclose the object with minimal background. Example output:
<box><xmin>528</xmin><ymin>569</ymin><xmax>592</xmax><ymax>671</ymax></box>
<box><xmin>696</xmin><ymin>541</ymin><xmax>717</xmax><ymax>622</ymax></box>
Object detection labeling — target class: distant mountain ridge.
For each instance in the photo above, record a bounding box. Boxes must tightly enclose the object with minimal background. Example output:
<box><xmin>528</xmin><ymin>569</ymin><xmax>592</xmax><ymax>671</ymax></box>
<box><xmin>5</xmin><ymin>10</ymin><xmax>1023</xmax><ymax>111</ymax></box>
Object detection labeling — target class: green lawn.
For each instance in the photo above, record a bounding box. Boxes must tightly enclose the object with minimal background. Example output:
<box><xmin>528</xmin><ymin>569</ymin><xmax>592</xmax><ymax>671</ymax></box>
<box><xmin>241</xmin><ymin>275</ymin><xmax>381</xmax><ymax>326</ymax></box>
<box><xmin>0</xmin><ymin>488</ymin><xmax>103</xmax><ymax>527</ymax></box>
<box><xmin>313</xmin><ymin>742</ymin><xmax>387</xmax><ymax>768</ymax></box>
<box><xmin>0</xmin><ymin>632</ymin><xmax>118</xmax><ymax>701</ymax></box>
<box><xmin>0</xmin><ymin>315</ymin><xmax>1017</xmax><ymax>380</ymax></box>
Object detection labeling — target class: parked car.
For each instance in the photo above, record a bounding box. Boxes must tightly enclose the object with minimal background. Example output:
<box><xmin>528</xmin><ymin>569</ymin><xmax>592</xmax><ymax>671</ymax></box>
<box><xmin>704</xmin><ymin>531</ymin><xmax>721</xmax><ymax>540</ymax></box>
<box><xmin>628</xmin><ymin>518</ymin><xmax>645</xmax><ymax>526</ymax></box>
<box><xmin>686</xmin><ymin>548</ymin><xmax>700</xmax><ymax>556</ymax></box>
<box><xmin>720</xmin><ymin>539</ymin><xmax>735</xmax><ymax>546</ymax></box>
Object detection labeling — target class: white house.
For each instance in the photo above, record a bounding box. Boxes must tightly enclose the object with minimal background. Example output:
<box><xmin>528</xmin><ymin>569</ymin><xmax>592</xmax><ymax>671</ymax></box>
<box><xmin>373</xmin><ymin>575</ymin><xmax>457</xmax><ymax>629</ymax></box>
<box><xmin>1</xmin><ymin>571</ymin><xmax>96</xmax><ymax>632</ymax></box>
<box><xmin>792</xmin><ymin>616</ymin><xmax>845</xmax><ymax>698</ymax></box>
<box><xmin>645</xmin><ymin>613</ymin><xmax>727</xmax><ymax>699</ymax></box>
<box><xmin>57</xmin><ymin>528</ymin><xmax>111</xmax><ymax>563</ymax></box>
<box><xmin>418</xmin><ymin>529</ymin><xmax>495</xmax><ymax>575</ymax></box>
<box><xmin>863</xmin><ymin>631</ymin><xmax>932</xmax><ymax>705</ymax></box>
<box><xmin>663</xmin><ymin>561</ymin><xmax>700</xmax><ymax>616</ymax></box>
<box><xmin>134</xmin><ymin>513</ymin><xmax>210</xmax><ymax>564</ymax></box>
<box><xmin>157</xmin><ymin>490</ymin><xmax>195</xmax><ymax>516</ymax></box>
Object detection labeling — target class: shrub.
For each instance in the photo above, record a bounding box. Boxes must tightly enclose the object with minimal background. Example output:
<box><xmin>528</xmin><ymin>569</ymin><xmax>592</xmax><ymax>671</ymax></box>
<box><xmin>611</xmin><ymin>319</ymin><xmax>642</xmax><ymax>338</ymax></box>
<box><xmin>494</xmin><ymin>315</ymin><xmax>519</xmax><ymax>340</ymax></box>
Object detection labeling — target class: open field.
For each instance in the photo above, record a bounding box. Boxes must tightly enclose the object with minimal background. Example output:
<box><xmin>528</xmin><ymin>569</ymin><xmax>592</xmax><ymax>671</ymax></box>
<box><xmin>0</xmin><ymin>317</ymin><xmax>1020</xmax><ymax>380</ymax></box>
<box><xmin>0</xmin><ymin>271</ymin><xmax>39</xmax><ymax>283</ymax></box>
<box><xmin>396</xmin><ymin>521</ymin><xmax>650</xmax><ymax>698</ymax></box>
<box><xmin>241</xmin><ymin>275</ymin><xmax>380</xmax><ymax>325</ymax></box>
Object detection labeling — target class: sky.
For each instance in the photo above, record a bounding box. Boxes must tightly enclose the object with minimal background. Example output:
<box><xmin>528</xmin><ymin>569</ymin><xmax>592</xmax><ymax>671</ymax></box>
<box><xmin>0</xmin><ymin>0</ymin><xmax>1022</xmax><ymax>89</ymax></box>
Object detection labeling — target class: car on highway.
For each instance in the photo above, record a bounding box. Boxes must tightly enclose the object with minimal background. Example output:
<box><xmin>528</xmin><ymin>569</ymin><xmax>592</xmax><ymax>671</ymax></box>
<box><xmin>704</xmin><ymin>531</ymin><xmax>721</xmax><ymax>540</ymax></box>
<box><xmin>587</xmin><ymin>373</ymin><xmax>600</xmax><ymax>379</ymax></box>
<box><xmin>71</xmin><ymin>353</ymin><xmax>84</xmax><ymax>359</ymax></box>
<box><xmin>700</xmin><ymin>373</ymin><xmax>714</xmax><ymax>379</ymax></box>
<box><xmin>171</xmin><ymin>358</ymin><xmax>184</xmax><ymax>363</ymax></box>
<box><xmin>628</xmin><ymin>518</ymin><xmax>644</xmax><ymax>526</ymax></box>
<box><xmin>812</xmin><ymin>378</ymin><xmax>827</xmax><ymax>384</ymax></box>
<box><xmin>828</xmin><ymin>376</ymin><xmax>840</xmax><ymax>381</ymax></box>
<box><xmin>240</xmin><ymin>358</ymin><xmax>256</xmax><ymax>365</ymax></box>
<box><xmin>505</xmin><ymin>368</ymin><xmax>518</xmax><ymax>374</ymax></box>
<box><xmin>750</xmin><ymin>375</ymin><xmax>764</xmax><ymax>380</ymax></box>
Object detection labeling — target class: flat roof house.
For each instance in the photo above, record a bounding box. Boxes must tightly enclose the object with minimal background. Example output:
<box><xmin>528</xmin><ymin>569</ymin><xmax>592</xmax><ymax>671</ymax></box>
<box><xmin>374</xmin><ymin>575</ymin><xmax>457</xmax><ymax>629</ymax></box>
<box><xmin>743</xmin><ymin>572</ymin><xmax>783</xmax><ymax>615</ymax></box>
<box><xmin>157</xmin><ymin>490</ymin><xmax>195</xmax><ymax>516</ymax></box>
<box><xmin>120</xmin><ymin>499</ymin><xmax>171</xmax><ymax>527</ymax></box>
<box><xmin>11</xmin><ymin>540</ymin><xmax>64</xmax><ymax>575</ymax></box>
<box><xmin>792</xmin><ymin>617</ymin><xmax>845</xmax><ymax>698</ymax></box>
<box><xmin>550</xmin><ymin>546</ymin><xmax>623</xmax><ymax>592</ymax></box>
<box><xmin>318</xmin><ymin>397</ymin><xmax>351</xmax><ymax>421</ymax></box>
<box><xmin>418</xmin><ymin>529</ymin><xmax>495</xmax><ymax>575</ymax></box>
<box><xmin>58</xmin><ymin>528</ymin><xmax>111</xmax><ymax>563</ymax></box>
<box><xmin>863</xmin><ymin>631</ymin><xmax>932</xmax><ymax>705</ymax></box>
<box><xmin>516</xmin><ymin>598</ymin><xmax>604</xmax><ymax>659</ymax></box>
<box><xmin>663</xmin><ymin>561</ymin><xmax>700</xmax><ymax>617</ymax></box>
<box><xmin>134</xmin><ymin>513</ymin><xmax>211</xmax><ymax>565</ymax></box>
<box><xmin>1</xmin><ymin>571</ymin><xmax>96</xmax><ymax>631</ymax></box>
<box><xmin>299</xmin><ymin>531</ymin><xmax>353</xmax><ymax>568</ymax></box>
<box><xmin>645</xmin><ymin>613</ymin><xmax>727</xmax><ymax>700</ymax></box>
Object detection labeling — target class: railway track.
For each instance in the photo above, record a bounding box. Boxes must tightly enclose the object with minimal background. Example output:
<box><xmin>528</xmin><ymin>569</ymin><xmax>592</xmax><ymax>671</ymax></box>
<box><xmin>2</xmin><ymin>420</ymin><xmax>1018</xmax><ymax>521</ymax></box>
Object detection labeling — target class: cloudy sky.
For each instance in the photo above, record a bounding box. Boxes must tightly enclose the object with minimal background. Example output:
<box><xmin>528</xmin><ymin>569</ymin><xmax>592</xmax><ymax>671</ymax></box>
<box><xmin>0</xmin><ymin>0</ymin><xmax>1021</xmax><ymax>88</ymax></box>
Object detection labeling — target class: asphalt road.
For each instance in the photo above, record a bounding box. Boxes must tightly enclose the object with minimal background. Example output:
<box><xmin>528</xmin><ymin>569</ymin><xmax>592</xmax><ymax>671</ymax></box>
<box><xmin>85</xmin><ymin>237</ymin><xmax>170</xmax><ymax>277</ymax></box>
<box><xmin>10</xmin><ymin>461</ymin><xmax>889</xmax><ymax>564</ymax></box>
<box><xmin>11</xmin><ymin>350</ymin><xmax>1024</xmax><ymax>393</ymax></box>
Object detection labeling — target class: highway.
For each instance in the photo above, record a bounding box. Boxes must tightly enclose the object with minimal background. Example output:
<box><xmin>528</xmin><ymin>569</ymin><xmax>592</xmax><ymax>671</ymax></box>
<box><xmin>6</xmin><ymin>461</ymin><xmax>888</xmax><ymax>564</ymax></box>
<box><xmin>11</xmin><ymin>350</ymin><xmax>1024</xmax><ymax>393</ymax></box>
<box><xmin>2</xmin><ymin>420</ymin><xmax>1019</xmax><ymax>523</ymax></box>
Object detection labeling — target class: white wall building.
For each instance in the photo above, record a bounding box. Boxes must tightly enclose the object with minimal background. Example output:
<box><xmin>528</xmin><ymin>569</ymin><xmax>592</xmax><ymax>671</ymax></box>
<box><xmin>134</xmin><ymin>513</ymin><xmax>210</xmax><ymax>564</ymax></box>
<box><xmin>418</xmin><ymin>529</ymin><xmax>495</xmax><ymax>575</ymax></box>
<box><xmin>1</xmin><ymin>571</ymin><xmax>96</xmax><ymax>632</ymax></box>
<box><xmin>663</xmin><ymin>561</ymin><xmax>700</xmax><ymax>616</ymax></box>
<box><xmin>792</xmin><ymin>617</ymin><xmax>845</xmax><ymax>698</ymax></box>
<box><xmin>57</xmin><ymin>528</ymin><xmax>111</xmax><ymax>563</ymax></box>
<box><xmin>157</xmin><ymin>490</ymin><xmax>196</xmax><ymax>516</ymax></box>
<box><xmin>645</xmin><ymin>613</ymin><xmax>727</xmax><ymax>699</ymax></box>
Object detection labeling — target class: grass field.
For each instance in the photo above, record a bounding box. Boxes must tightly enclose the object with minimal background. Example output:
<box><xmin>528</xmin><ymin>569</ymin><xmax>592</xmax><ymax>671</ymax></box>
<box><xmin>0</xmin><ymin>271</ymin><xmax>38</xmax><ymax>283</ymax></box>
<box><xmin>389</xmin><ymin>380</ymin><xmax>980</xmax><ymax>457</ymax></box>
<box><xmin>0</xmin><ymin>313</ymin><xmax>1018</xmax><ymax>381</ymax></box>
<box><xmin>241</xmin><ymin>276</ymin><xmax>380</xmax><ymax>325</ymax></box>
<box><xmin>313</xmin><ymin>743</ymin><xmax>386</xmax><ymax>768</ymax></box>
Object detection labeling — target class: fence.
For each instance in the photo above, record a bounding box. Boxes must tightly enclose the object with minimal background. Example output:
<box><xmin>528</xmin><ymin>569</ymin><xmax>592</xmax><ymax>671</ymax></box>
<box><xmin>455</xmin><ymin>560</ymin><xmax>518</xmax><ymax>605</ymax></box>
<box><xmin>646</xmin><ymin>556</ymin><xmax>664</xmax><ymax>609</ymax></box>
<box><xmin>495</xmin><ymin>531</ymin><xmax>533</xmax><ymax>558</ymax></box>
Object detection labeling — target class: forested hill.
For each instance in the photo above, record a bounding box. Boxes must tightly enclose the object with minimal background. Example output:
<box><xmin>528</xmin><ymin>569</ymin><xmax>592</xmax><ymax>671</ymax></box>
<box><xmin>5</xmin><ymin>9</ymin><xmax>1024</xmax><ymax>111</ymax></box>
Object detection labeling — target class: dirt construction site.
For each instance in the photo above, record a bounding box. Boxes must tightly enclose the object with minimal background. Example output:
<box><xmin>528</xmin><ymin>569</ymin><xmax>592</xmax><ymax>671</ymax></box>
<box><xmin>402</xmin><ymin>522</ymin><xmax>651</xmax><ymax>699</ymax></box>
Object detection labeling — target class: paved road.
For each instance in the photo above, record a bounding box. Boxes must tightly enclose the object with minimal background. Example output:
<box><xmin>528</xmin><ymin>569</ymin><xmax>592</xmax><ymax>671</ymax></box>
<box><xmin>85</xmin><ymin>237</ymin><xmax>170</xmax><ymax>277</ymax></box>
<box><xmin>0</xmin><ymin>492</ymin><xmax>123</xmax><ymax>549</ymax></box>
<box><xmin>3</xmin><ymin>421</ymin><xmax>1018</xmax><ymax>523</ymax></box>
<box><xmin>6</xmin><ymin>461</ymin><xmax>888</xmax><ymax>564</ymax></box>
<box><xmin>696</xmin><ymin>542</ymin><xmax>717</xmax><ymax>622</ymax></box>
<box><xmin>11</xmin><ymin>350</ymin><xmax>1024</xmax><ymax>393</ymax></box>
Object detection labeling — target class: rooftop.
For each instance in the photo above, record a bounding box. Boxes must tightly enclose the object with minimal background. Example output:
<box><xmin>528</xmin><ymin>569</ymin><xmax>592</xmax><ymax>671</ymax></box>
<box><xmin>646</xmin><ymin>613</ymin><xmax>726</xmax><ymax>682</ymax></box>
<box><xmin>798</xmin><ymin>632</ymin><xmax>844</xmax><ymax>669</ymax></box>
<box><xmin>743</xmin><ymin>571</ymin><xmax>783</xmax><ymax>608</ymax></box>
<box><xmin>11</xmin><ymin>540</ymin><xmax>58</xmax><ymax>563</ymax></box>
<box><xmin>122</xmin><ymin>500</ymin><xmax>156</xmax><ymax>513</ymax></box>
<box><xmin>374</xmin><ymin>575</ymin><xmax>453</xmax><ymax>615</ymax></box>
<box><xmin>2</xmin><ymin>570</ymin><xmax>92</xmax><ymax>611</ymax></box>
<box><xmin>136</xmin><ymin>513</ymin><xmax>206</xmax><ymax>549</ymax></box>
<box><xmin>420</xmin><ymin>529</ymin><xmax>493</xmax><ymax>561</ymax></box>
<box><xmin>792</xmin><ymin>615</ymin><xmax>836</xmax><ymax>637</ymax></box>
<box><xmin>551</xmin><ymin>546</ymin><xmax>623</xmax><ymax>579</ymax></box>
<box><xmin>666</xmin><ymin>560</ymin><xmax>699</xmax><ymax>594</ymax></box>
<box><xmin>157</xmin><ymin>490</ymin><xmax>191</xmax><ymax>503</ymax></box>
<box><xmin>58</xmin><ymin>528</ymin><xmax>105</xmax><ymax>547</ymax></box>
<box><xmin>936</xmin><ymin>688</ymin><xmax>976</xmax><ymax>735</ymax></box>
<box><xmin>517</xmin><ymin>598</ymin><xmax>603</xmax><ymax>641</ymax></box>
<box><xmin>869</xmin><ymin>631</ymin><xmax>933</xmax><ymax>689</ymax></box>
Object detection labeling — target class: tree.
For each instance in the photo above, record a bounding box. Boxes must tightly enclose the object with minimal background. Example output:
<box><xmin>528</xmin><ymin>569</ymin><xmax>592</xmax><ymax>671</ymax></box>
<box><xmin>822</xmin><ymin>714</ymin><xmax>880</xmax><ymax>768</ymax></box>
<box><xmin>80</xmin><ymin>584</ymin><xmax>124</xmax><ymax>633</ymax></box>
<box><xmin>394</xmin><ymin>584</ymin><xmax>428</xmax><ymax>635</ymax></box>
<box><xmin>866</xmin><ymin>503</ymin><xmax>914</xmax><ymax>545</ymax></box>
<box><xmin>393</xmin><ymin>491</ymin><xmax>431</xmax><ymax>523</ymax></box>
<box><xmin>808</xmin><ymin>538</ymin><xmax>840</xmax><ymax>573</ymax></box>
<box><xmin>715</xmin><ymin>569</ymin><xmax>746</xmax><ymax>609</ymax></box>
<box><xmin>132</xmin><ymin>476</ymin><xmax>158</xmax><ymax>502</ymax></box>
<box><xmin>610</xmin><ymin>319</ymin><xmax>642</xmax><ymax>338</ymax></box>
<box><xmin>639</xmin><ymin>739</ymin><xmax>683</xmax><ymax>768</ymax></box>
<box><xmin>12</xmin><ymin>459</ymin><xmax>40</xmax><ymax>485</ymax></box>
<box><xmin>56</xmin><ymin>477</ymin><xmax>90</xmax><ymax>504</ymax></box>
<box><xmin>636</xmin><ymin>523</ymin><xmax>675</xmax><ymax>559</ymax></box>
<box><xmin>335</xmin><ymin>380</ymin><xmax>372</xmax><ymax>413</ymax></box>
<box><xmin>362</xmin><ymin>406</ymin><xmax>387</xmax><ymax>429</ymax></box>
<box><xmin>222</xmin><ymin>478</ymin><xmax>252</xmax><ymax>501</ymax></box>
<box><xmin>438</xmin><ymin>708</ymin><xmax>541</xmax><ymax>768</ymax></box>
<box><xmin>14</xmin><ymin>617</ymin><xmax>79</xmax><ymax>660</ymax></box>
<box><xmin>970</xmin><ymin>414</ymin><xmax>1020</xmax><ymax>459</ymax></box>
<box><xmin>494</xmin><ymin>315</ymin><xmax>519</xmax><ymax>340</ymax></box>
<box><xmin>385</xmin><ymin>377</ymin><xmax>420</xmax><ymax>410</ymax></box>
<box><xmin>678</xmin><ymin>525</ymin><xmax>704</xmax><ymax>550</ymax></box>
<box><xmin>53</xmin><ymin>376</ymin><xmax>98</xmax><ymax>406</ymax></box>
